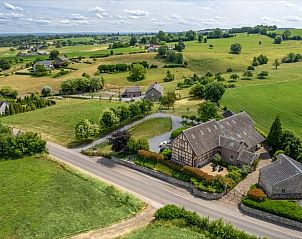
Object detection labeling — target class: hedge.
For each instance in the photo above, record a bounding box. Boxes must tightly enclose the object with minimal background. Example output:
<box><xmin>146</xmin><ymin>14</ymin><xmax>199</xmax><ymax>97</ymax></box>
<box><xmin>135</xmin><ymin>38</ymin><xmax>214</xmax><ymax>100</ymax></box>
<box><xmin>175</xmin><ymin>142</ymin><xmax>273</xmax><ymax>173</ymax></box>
<box><xmin>242</xmin><ymin>197</ymin><xmax>302</xmax><ymax>222</ymax></box>
<box><xmin>155</xmin><ymin>205</ymin><xmax>258</xmax><ymax>239</ymax></box>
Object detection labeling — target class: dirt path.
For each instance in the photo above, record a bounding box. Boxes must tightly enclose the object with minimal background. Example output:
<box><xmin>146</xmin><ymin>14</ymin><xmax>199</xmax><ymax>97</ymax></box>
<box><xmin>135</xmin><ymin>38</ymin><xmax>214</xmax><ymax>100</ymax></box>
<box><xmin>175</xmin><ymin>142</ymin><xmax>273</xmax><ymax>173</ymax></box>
<box><xmin>219</xmin><ymin>158</ymin><xmax>272</xmax><ymax>207</ymax></box>
<box><xmin>71</xmin><ymin>205</ymin><xmax>155</xmax><ymax>239</ymax></box>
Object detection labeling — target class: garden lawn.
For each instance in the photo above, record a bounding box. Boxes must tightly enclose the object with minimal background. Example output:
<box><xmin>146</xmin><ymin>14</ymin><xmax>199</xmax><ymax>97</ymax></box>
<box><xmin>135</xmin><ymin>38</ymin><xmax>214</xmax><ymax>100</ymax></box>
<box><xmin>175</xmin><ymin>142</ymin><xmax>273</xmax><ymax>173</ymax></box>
<box><xmin>242</xmin><ymin>197</ymin><xmax>302</xmax><ymax>222</ymax></box>
<box><xmin>129</xmin><ymin>117</ymin><xmax>172</xmax><ymax>139</ymax></box>
<box><xmin>222</xmin><ymin>80</ymin><xmax>302</xmax><ymax>138</ymax></box>
<box><xmin>0</xmin><ymin>155</ymin><xmax>143</xmax><ymax>239</ymax></box>
<box><xmin>1</xmin><ymin>98</ymin><xmax>126</xmax><ymax>146</ymax></box>
<box><xmin>122</xmin><ymin>220</ymin><xmax>208</xmax><ymax>239</ymax></box>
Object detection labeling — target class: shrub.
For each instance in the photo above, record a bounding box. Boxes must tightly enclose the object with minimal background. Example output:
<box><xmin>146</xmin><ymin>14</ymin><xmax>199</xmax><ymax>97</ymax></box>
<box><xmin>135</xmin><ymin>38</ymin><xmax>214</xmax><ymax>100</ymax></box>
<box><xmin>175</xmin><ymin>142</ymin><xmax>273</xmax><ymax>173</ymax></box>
<box><xmin>41</xmin><ymin>86</ymin><xmax>52</xmax><ymax>97</ymax></box>
<box><xmin>127</xmin><ymin>138</ymin><xmax>149</xmax><ymax>154</ymax></box>
<box><xmin>138</xmin><ymin>150</ymin><xmax>165</xmax><ymax>161</ymax></box>
<box><xmin>247</xmin><ymin>65</ymin><xmax>255</xmax><ymax>70</ymax></box>
<box><xmin>170</xmin><ymin>127</ymin><xmax>186</xmax><ymax>139</ymax></box>
<box><xmin>247</xmin><ymin>188</ymin><xmax>266</xmax><ymax>202</ymax></box>
<box><xmin>226</xmin><ymin>68</ymin><xmax>232</xmax><ymax>72</ymax></box>
<box><xmin>160</xmin><ymin>149</ymin><xmax>172</xmax><ymax>159</ymax></box>
<box><xmin>155</xmin><ymin>205</ymin><xmax>257</xmax><ymax>239</ymax></box>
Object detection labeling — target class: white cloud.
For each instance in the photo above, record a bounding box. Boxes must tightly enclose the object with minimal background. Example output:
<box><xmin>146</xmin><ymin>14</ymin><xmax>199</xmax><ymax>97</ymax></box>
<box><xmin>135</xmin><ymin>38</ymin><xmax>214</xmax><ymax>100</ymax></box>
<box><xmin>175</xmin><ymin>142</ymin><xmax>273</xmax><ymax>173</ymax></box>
<box><xmin>199</xmin><ymin>6</ymin><xmax>211</xmax><ymax>10</ymax></box>
<box><xmin>4</xmin><ymin>2</ymin><xmax>23</xmax><ymax>11</ymax></box>
<box><xmin>70</xmin><ymin>13</ymin><xmax>86</xmax><ymax>20</ymax></box>
<box><xmin>284</xmin><ymin>15</ymin><xmax>302</xmax><ymax>21</ymax></box>
<box><xmin>7</xmin><ymin>12</ymin><xmax>23</xmax><ymax>18</ymax></box>
<box><xmin>59</xmin><ymin>19</ymin><xmax>70</xmax><ymax>24</ymax></box>
<box><xmin>278</xmin><ymin>1</ymin><xmax>296</xmax><ymax>7</ymax></box>
<box><xmin>90</xmin><ymin>6</ymin><xmax>106</xmax><ymax>12</ymax></box>
<box><xmin>169</xmin><ymin>14</ymin><xmax>182</xmax><ymax>19</ymax></box>
<box><xmin>123</xmin><ymin>9</ymin><xmax>149</xmax><ymax>19</ymax></box>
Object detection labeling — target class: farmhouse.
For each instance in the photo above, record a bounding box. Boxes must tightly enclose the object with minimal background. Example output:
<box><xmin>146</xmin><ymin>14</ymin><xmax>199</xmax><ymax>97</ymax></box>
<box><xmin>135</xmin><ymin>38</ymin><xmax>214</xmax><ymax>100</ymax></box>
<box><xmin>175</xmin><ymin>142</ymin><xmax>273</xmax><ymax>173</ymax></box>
<box><xmin>259</xmin><ymin>154</ymin><xmax>302</xmax><ymax>199</ymax></box>
<box><xmin>0</xmin><ymin>101</ymin><xmax>8</xmax><ymax>115</ymax></box>
<box><xmin>145</xmin><ymin>82</ymin><xmax>163</xmax><ymax>101</ymax></box>
<box><xmin>33</xmin><ymin>60</ymin><xmax>54</xmax><ymax>71</ymax></box>
<box><xmin>171</xmin><ymin>112</ymin><xmax>264</xmax><ymax>168</ymax></box>
<box><xmin>53</xmin><ymin>55</ymin><xmax>70</xmax><ymax>68</ymax></box>
<box><xmin>121</xmin><ymin>86</ymin><xmax>142</xmax><ymax>98</ymax></box>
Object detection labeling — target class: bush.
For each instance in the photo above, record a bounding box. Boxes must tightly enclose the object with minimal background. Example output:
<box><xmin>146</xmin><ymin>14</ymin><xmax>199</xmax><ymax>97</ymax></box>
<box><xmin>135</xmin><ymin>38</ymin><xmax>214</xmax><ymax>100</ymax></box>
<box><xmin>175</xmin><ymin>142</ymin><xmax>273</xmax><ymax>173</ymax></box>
<box><xmin>138</xmin><ymin>150</ymin><xmax>165</xmax><ymax>161</ymax></box>
<box><xmin>127</xmin><ymin>138</ymin><xmax>149</xmax><ymax>154</ymax></box>
<box><xmin>41</xmin><ymin>86</ymin><xmax>52</xmax><ymax>97</ymax></box>
<box><xmin>247</xmin><ymin>65</ymin><xmax>255</xmax><ymax>70</ymax></box>
<box><xmin>226</xmin><ymin>68</ymin><xmax>232</xmax><ymax>72</ymax></box>
<box><xmin>170</xmin><ymin>127</ymin><xmax>186</xmax><ymax>139</ymax></box>
<box><xmin>155</xmin><ymin>205</ymin><xmax>257</xmax><ymax>239</ymax></box>
<box><xmin>247</xmin><ymin>188</ymin><xmax>266</xmax><ymax>202</ymax></box>
<box><xmin>160</xmin><ymin>149</ymin><xmax>172</xmax><ymax>159</ymax></box>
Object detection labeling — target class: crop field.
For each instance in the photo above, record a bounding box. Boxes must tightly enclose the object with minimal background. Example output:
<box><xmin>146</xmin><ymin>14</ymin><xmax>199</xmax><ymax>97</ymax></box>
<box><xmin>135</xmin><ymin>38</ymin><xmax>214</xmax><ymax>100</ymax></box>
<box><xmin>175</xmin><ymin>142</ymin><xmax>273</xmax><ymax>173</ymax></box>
<box><xmin>1</xmin><ymin>98</ymin><xmax>126</xmax><ymax>146</ymax></box>
<box><xmin>222</xmin><ymin>80</ymin><xmax>302</xmax><ymax>137</ymax></box>
<box><xmin>0</xmin><ymin>155</ymin><xmax>143</xmax><ymax>239</ymax></box>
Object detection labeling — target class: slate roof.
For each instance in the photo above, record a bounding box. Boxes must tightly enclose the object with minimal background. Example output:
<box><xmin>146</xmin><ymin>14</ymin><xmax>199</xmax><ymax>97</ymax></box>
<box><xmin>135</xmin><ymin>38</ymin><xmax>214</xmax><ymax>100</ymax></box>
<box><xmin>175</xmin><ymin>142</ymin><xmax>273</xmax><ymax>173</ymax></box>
<box><xmin>260</xmin><ymin>154</ymin><xmax>302</xmax><ymax>187</ymax></box>
<box><xmin>34</xmin><ymin>60</ymin><xmax>53</xmax><ymax>66</ymax></box>
<box><xmin>182</xmin><ymin>112</ymin><xmax>265</xmax><ymax>156</ymax></box>
<box><xmin>219</xmin><ymin>135</ymin><xmax>245</xmax><ymax>152</ymax></box>
<box><xmin>146</xmin><ymin>83</ymin><xmax>163</xmax><ymax>94</ymax></box>
<box><xmin>223</xmin><ymin>110</ymin><xmax>235</xmax><ymax>118</ymax></box>
<box><xmin>56</xmin><ymin>55</ymin><xmax>69</xmax><ymax>62</ymax></box>
<box><xmin>123</xmin><ymin>86</ymin><xmax>141</xmax><ymax>94</ymax></box>
<box><xmin>237</xmin><ymin>150</ymin><xmax>258</xmax><ymax>165</ymax></box>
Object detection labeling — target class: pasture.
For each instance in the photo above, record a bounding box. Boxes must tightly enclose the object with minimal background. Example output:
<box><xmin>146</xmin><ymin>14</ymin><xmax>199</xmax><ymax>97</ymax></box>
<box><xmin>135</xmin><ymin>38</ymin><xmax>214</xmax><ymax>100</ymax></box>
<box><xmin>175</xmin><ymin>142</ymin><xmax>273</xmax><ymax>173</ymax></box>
<box><xmin>0</xmin><ymin>155</ymin><xmax>143</xmax><ymax>239</ymax></box>
<box><xmin>222</xmin><ymin>80</ymin><xmax>302</xmax><ymax>137</ymax></box>
<box><xmin>1</xmin><ymin>98</ymin><xmax>126</xmax><ymax>146</ymax></box>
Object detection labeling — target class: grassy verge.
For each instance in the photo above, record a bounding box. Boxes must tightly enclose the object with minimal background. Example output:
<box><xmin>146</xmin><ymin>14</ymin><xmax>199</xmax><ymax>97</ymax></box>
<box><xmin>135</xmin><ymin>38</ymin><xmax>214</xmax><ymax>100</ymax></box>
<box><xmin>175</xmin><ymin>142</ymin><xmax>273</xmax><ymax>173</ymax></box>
<box><xmin>0</xmin><ymin>155</ymin><xmax>143</xmax><ymax>239</ymax></box>
<box><xmin>129</xmin><ymin>117</ymin><xmax>172</xmax><ymax>139</ymax></box>
<box><xmin>1</xmin><ymin>99</ymin><xmax>126</xmax><ymax>146</ymax></box>
<box><xmin>242</xmin><ymin>197</ymin><xmax>302</xmax><ymax>222</ymax></box>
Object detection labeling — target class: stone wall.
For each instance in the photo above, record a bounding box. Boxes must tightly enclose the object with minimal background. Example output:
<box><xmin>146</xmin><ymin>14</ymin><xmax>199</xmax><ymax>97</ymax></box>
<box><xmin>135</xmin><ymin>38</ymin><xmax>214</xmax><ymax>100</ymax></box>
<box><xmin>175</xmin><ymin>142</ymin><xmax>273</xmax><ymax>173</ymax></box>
<box><xmin>240</xmin><ymin>203</ymin><xmax>302</xmax><ymax>229</ymax></box>
<box><xmin>111</xmin><ymin>156</ymin><xmax>225</xmax><ymax>200</ymax></box>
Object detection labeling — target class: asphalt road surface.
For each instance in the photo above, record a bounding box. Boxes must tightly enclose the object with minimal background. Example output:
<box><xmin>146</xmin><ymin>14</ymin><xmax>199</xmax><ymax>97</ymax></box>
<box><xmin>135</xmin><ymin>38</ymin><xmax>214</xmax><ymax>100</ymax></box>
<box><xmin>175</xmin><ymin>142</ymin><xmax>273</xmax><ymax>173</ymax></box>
<box><xmin>48</xmin><ymin>142</ymin><xmax>302</xmax><ymax>239</ymax></box>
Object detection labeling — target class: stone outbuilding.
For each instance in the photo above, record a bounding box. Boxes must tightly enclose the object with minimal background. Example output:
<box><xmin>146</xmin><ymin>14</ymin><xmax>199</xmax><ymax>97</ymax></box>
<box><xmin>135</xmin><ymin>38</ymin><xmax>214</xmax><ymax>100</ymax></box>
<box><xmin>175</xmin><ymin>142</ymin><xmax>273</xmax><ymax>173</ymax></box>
<box><xmin>121</xmin><ymin>86</ymin><xmax>142</xmax><ymax>98</ymax></box>
<box><xmin>145</xmin><ymin>82</ymin><xmax>163</xmax><ymax>101</ymax></box>
<box><xmin>259</xmin><ymin>154</ymin><xmax>302</xmax><ymax>199</ymax></box>
<box><xmin>0</xmin><ymin>101</ymin><xmax>8</xmax><ymax>115</ymax></box>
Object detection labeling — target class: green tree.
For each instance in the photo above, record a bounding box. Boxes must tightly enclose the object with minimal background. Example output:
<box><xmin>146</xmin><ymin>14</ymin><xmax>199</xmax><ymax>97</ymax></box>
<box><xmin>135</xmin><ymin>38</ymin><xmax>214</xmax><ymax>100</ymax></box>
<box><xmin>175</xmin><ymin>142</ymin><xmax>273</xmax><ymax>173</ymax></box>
<box><xmin>163</xmin><ymin>70</ymin><xmax>174</xmax><ymax>82</ymax></box>
<box><xmin>130</xmin><ymin>36</ymin><xmax>137</xmax><ymax>46</ymax></box>
<box><xmin>204</xmin><ymin>82</ymin><xmax>225</xmax><ymax>102</ymax></box>
<box><xmin>90</xmin><ymin>76</ymin><xmax>103</xmax><ymax>92</ymax></box>
<box><xmin>100</xmin><ymin>110</ymin><xmax>119</xmax><ymax>128</ymax></box>
<box><xmin>280</xmin><ymin>130</ymin><xmax>302</xmax><ymax>159</ymax></box>
<box><xmin>41</xmin><ymin>86</ymin><xmax>52</xmax><ymax>97</ymax></box>
<box><xmin>34</xmin><ymin>65</ymin><xmax>49</xmax><ymax>76</ymax></box>
<box><xmin>273</xmin><ymin>59</ymin><xmax>280</xmax><ymax>69</ymax></box>
<box><xmin>157</xmin><ymin>45</ymin><xmax>169</xmax><ymax>57</ymax></box>
<box><xmin>230</xmin><ymin>43</ymin><xmax>242</xmax><ymax>54</ymax></box>
<box><xmin>126</xmin><ymin>137</ymin><xmax>149</xmax><ymax>154</ymax></box>
<box><xmin>175</xmin><ymin>40</ymin><xmax>185</xmax><ymax>52</ymax></box>
<box><xmin>49</xmin><ymin>50</ymin><xmax>59</xmax><ymax>60</ymax></box>
<box><xmin>229</xmin><ymin>73</ymin><xmax>239</xmax><ymax>82</ymax></box>
<box><xmin>128</xmin><ymin>64</ymin><xmax>146</xmax><ymax>82</ymax></box>
<box><xmin>75</xmin><ymin>119</ymin><xmax>100</xmax><ymax>140</ymax></box>
<box><xmin>159</xmin><ymin>91</ymin><xmax>177</xmax><ymax>109</ymax></box>
<box><xmin>198</xmin><ymin>34</ymin><xmax>203</xmax><ymax>43</ymax></box>
<box><xmin>189</xmin><ymin>83</ymin><xmax>205</xmax><ymax>98</ymax></box>
<box><xmin>274</xmin><ymin>35</ymin><xmax>283</xmax><ymax>44</ymax></box>
<box><xmin>267</xmin><ymin>116</ymin><xmax>282</xmax><ymax>152</ymax></box>
<box><xmin>282</xmin><ymin>30</ymin><xmax>291</xmax><ymax>40</ymax></box>
<box><xmin>197</xmin><ymin>101</ymin><xmax>219</xmax><ymax>122</ymax></box>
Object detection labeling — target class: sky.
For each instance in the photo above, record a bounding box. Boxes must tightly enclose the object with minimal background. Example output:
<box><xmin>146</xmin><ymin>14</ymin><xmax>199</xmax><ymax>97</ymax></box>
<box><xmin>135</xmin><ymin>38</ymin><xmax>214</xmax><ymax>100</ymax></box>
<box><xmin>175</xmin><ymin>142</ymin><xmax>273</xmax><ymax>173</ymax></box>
<box><xmin>0</xmin><ymin>0</ymin><xmax>302</xmax><ymax>33</ymax></box>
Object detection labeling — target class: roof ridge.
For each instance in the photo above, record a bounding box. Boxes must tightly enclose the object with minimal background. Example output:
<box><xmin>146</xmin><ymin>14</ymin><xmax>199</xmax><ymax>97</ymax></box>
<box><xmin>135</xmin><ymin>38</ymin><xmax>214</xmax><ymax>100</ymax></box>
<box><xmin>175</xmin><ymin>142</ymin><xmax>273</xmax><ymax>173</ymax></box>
<box><xmin>183</xmin><ymin>119</ymin><xmax>217</xmax><ymax>133</ymax></box>
<box><xmin>284</xmin><ymin>155</ymin><xmax>302</xmax><ymax>173</ymax></box>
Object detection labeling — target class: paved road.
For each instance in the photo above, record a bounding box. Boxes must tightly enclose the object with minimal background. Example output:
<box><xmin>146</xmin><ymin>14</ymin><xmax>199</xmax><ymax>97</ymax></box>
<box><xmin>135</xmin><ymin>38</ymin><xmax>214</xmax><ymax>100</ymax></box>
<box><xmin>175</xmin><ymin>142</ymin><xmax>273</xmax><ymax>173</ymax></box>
<box><xmin>48</xmin><ymin>142</ymin><xmax>302</xmax><ymax>239</ymax></box>
<box><xmin>148</xmin><ymin>115</ymin><xmax>182</xmax><ymax>152</ymax></box>
<box><xmin>74</xmin><ymin>113</ymin><xmax>177</xmax><ymax>152</ymax></box>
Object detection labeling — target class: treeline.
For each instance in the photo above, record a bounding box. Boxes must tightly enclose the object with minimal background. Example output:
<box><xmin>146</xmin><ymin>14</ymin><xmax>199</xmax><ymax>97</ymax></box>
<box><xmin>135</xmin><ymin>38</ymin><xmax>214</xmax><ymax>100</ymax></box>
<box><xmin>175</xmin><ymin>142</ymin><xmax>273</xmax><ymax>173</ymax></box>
<box><xmin>282</xmin><ymin>53</ymin><xmax>302</xmax><ymax>63</ymax></box>
<box><xmin>60</xmin><ymin>76</ymin><xmax>104</xmax><ymax>94</ymax></box>
<box><xmin>0</xmin><ymin>123</ymin><xmax>46</xmax><ymax>160</ymax></box>
<box><xmin>98</xmin><ymin>61</ymin><xmax>151</xmax><ymax>73</ymax></box>
<box><xmin>109</xmin><ymin>42</ymin><xmax>130</xmax><ymax>49</ymax></box>
<box><xmin>204</xmin><ymin>28</ymin><xmax>232</xmax><ymax>39</ymax></box>
<box><xmin>75</xmin><ymin>100</ymin><xmax>153</xmax><ymax>140</ymax></box>
<box><xmin>229</xmin><ymin>25</ymin><xmax>277</xmax><ymax>35</ymax></box>
<box><xmin>4</xmin><ymin>93</ymin><xmax>56</xmax><ymax>116</ymax></box>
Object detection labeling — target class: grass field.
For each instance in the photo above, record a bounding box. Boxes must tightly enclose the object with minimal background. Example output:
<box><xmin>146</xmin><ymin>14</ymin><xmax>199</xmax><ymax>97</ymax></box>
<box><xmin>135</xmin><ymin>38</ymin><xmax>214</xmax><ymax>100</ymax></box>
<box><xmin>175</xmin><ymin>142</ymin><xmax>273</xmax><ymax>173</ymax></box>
<box><xmin>1</xmin><ymin>99</ymin><xmax>126</xmax><ymax>146</ymax></box>
<box><xmin>123</xmin><ymin>220</ymin><xmax>207</xmax><ymax>239</ymax></box>
<box><xmin>129</xmin><ymin>117</ymin><xmax>172</xmax><ymax>139</ymax></box>
<box><xmin>270</xmin><ymin>29</ymin><xmax>302</xmax><ymax>37</ymax></box>
<box><xmin>0</xmin><ymin>155</ymin><xmax>143</xmax><ymax>239</ymax></box>
<box><xmin>222</xmin><ymin>80</ymin><xmax>302</xmax><ymax>137</ymax></box>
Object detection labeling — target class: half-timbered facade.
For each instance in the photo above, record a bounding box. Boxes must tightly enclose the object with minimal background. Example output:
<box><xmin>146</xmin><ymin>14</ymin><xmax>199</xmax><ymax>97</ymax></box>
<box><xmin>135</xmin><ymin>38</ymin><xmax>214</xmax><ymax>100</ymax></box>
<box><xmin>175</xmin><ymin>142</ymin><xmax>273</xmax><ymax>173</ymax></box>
<box><xmin>171</xmin><ymin>112</ymin><xmax>265</xmax><ymax>168</ymax></box>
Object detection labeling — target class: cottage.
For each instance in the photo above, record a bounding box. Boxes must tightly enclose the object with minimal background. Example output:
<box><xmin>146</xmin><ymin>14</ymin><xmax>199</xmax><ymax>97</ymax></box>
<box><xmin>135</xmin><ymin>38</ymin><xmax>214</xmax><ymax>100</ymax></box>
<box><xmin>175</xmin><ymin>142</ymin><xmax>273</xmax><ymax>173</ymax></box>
<box><xmin>171</xmin><ymin>112</ymin><xmax>264</xmax><ymax>168</ymax></box>
<box><xmin>121</xmin><ymin>86</ymin><xmax>142</xmax><ymax>98</ymax></box>
<box><xmin>33</xmin><ymin>60</ymin><xmax>54</xmax><ymax>71</ymax></box>
<box><xmin>0</xmin><ymin>101</ymin><xmax>8</xmax><ymax>115</ymax></box>
<box><xmin>259</xmin><ymin>154</ymin><xmax>302</xmax><ymax>199</ymax></box>
<box><xmin>53</xmin><ymin>55</ymin><xmax>69</xmax><ymax>68</ymax></box>
<box><xmin>145</xmin><ymin>82</ymin><xmax>163</xmax><ymax>101</ymax></box>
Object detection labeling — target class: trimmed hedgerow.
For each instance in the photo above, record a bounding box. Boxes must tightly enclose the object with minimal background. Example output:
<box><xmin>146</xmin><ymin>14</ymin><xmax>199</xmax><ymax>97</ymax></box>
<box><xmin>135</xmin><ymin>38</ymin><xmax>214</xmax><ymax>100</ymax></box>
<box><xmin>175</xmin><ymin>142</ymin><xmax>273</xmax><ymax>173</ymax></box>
<box><xmin>155</xmin><ymin>205</ymin><xmax>258</xmax><ymax>239</ymax></box>
<box><xmin>242</xmin><ymin>197</ymin><xmax>302</xmax><ymax>222</ymax></box>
